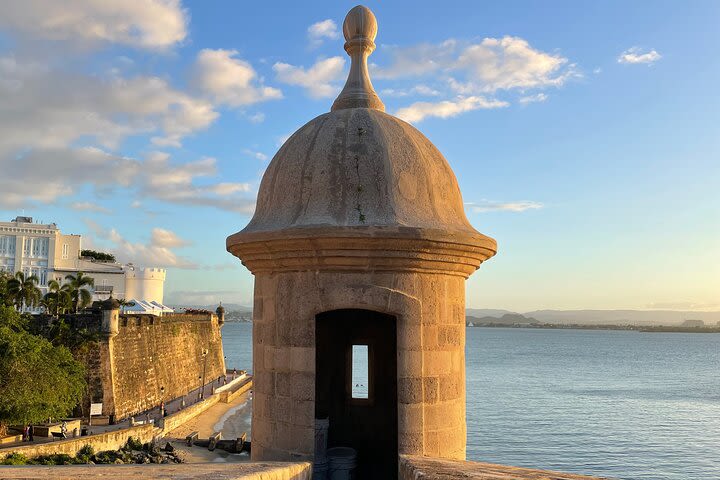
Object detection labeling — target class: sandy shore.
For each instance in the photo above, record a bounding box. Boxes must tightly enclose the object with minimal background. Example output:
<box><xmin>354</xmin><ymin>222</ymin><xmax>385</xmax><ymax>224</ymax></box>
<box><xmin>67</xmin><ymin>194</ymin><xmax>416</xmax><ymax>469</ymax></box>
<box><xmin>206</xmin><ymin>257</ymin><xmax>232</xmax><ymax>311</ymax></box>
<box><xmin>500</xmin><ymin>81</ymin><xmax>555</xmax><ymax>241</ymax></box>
<box><xmin>165</xmin><ymin>391</ymin><xmax>253</xmax><ymax>463</ymax></box>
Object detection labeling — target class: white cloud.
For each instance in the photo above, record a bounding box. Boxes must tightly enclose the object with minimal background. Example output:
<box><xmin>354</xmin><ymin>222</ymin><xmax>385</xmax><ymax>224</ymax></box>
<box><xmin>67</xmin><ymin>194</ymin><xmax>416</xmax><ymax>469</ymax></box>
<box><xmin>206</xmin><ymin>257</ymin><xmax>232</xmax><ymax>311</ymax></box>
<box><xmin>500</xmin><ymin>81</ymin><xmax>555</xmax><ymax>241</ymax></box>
<box><xmin>519</xmin><ymin>93</ymin><xmax>548</xmax><ymax>104</ymax></box>
<box><xmin>85</xmin><ymin>220</ymin><xmax>197</xmax><ymax>269</ymax></box>
<box><xmin>243</xmin><ymin>149</ymin><xmax>268</xmax><ymax>161</ymax></box>
<box><xmin>308</xmin><ymin>19</ymin><xmax>339</xmax><ymax>47</ymax></box>
<box><xmin>0</xmin><ymin>146</ymin><xmax>256</xmax><ymax>214</ymax></box>
<box><xmin>71</xmin><ymin>202</ymin><xmax>112</xmax><ymax>214</ymax></box>
<box><xmin>373</xmin><ymin>40</ymin><xmax>458</xmax><ymax>79</ymax></box>
<box><xmin>273</xmin><ymin>57</ymin><xmax>346</xmax><ymax>98</ymax></box>
<box><xmin>381</xmin><ymin>84</ymin><xmax>441</xmax><ymax>97</ymax></box>
<box><xmin>138</xmin><ymin>152</ymin><xmax>256</xmax><ymax>213</ymax></box>
<box><xmin>0</xmin><ymin>55</ymin><xmax>217</xmax><ymax>152</ymax></box>
<box><xmin>396</xmin><ymin>96</ymin><xmax>508</xmax><ymax>123</ymax></box>
<box><xmin>151</xmin><ymin>227</ymin><xmax>190</xmax><ymax>248</ymax></box>
<box><xmin>0</xmin><ymin>53</ymin><xmax>240</xmax><ymax>209</ymax></box>
<box><xmin>0</xmin><ymin>0</ymin><xmax>188</xmax><ymax>49</ymax></box>
<box><xmin>192</xmin><ymin>49</ymin><xmax>282</xmax><ymax>107</ymax></box>
<box><xmin>0</xmin><ymin>147</ymin><xmax>140</xmax><ymax>208</ymax></box>
<box><xmin>377</xmin><ymin>36</ymin><xmax>575</xmax><ymax>121</ymax></box>
<box><xmin>618</xmin><ymin>47</ymin><xmax>661</xmax><ymax>65</ymax></box>
<box><xmin>454</xmin><ymin>37</ymin><xmax>573</xmax><ymax>92</ymax></box>
<box><xmin>375</xmin><ymin>37</ymin><xmax>575</xmax><ymax>93</ymax></box>
<box><xmin>247</xmin><ymin>112</ymin><xmax>265</xmax><ymax>123</ymax></box>
<box><xmin>466</xmin><ymin>200</ymin><xmax>544</xmax><ymax>213</ymax></box>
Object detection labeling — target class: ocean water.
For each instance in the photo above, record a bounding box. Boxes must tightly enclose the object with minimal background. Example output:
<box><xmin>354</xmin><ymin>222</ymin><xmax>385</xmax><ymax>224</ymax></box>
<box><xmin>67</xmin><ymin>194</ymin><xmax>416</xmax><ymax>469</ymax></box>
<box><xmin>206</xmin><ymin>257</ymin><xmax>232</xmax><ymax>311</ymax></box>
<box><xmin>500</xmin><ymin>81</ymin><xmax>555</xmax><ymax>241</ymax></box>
<box><xmin>222</xmin><ymin>322</ymin><xmax>720</xmax><ymax>480</ymax></box>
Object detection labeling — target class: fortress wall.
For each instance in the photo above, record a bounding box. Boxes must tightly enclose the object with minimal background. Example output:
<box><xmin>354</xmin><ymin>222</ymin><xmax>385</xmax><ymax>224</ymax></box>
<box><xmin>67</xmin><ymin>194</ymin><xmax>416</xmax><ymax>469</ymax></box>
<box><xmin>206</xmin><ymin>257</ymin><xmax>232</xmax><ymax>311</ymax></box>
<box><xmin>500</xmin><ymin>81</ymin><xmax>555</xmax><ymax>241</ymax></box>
<box><xmin>108</xmin><ymin>313</ymin><xmax>226</xmax><ymax>420</ymax></box>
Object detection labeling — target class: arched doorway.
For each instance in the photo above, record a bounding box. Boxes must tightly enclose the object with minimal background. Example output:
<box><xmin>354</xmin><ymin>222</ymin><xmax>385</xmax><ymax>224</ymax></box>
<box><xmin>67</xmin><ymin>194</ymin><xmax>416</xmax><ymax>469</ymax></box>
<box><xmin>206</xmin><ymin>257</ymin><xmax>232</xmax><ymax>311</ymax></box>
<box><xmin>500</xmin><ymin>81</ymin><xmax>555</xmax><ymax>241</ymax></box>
<box><xmin>315</xmin><ymin>309</ymin><xmax>398</xmax><ymax>478</ymax></box>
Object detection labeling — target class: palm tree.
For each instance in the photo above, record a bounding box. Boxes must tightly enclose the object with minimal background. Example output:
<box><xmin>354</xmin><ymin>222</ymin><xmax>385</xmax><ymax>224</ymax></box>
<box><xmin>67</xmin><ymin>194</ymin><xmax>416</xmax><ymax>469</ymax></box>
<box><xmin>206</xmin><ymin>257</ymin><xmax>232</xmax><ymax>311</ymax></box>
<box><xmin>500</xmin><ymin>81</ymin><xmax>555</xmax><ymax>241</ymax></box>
<box><xmin>64</xmin><ymin>272</ymin><xmax>95</xmax><ymax>313</ymax></box>
<box><xmin>41</xmin><ymin>279</ymin><xmax>73</xmax><ymax>317</ymax></box>
<box><xmin>7</xmin><ymin>271</ymin><xmax>41</xmax><ymax>311</ymax></box>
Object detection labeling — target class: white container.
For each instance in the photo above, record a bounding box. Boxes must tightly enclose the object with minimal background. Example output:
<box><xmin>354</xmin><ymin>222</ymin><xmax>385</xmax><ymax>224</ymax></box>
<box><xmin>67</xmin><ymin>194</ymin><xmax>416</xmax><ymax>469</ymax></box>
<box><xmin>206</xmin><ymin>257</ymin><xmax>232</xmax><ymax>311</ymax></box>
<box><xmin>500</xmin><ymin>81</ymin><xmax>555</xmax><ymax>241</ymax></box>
<box><xmin>327</xmin><ymin>447</ymin><xmax>357</xmax><ymax>480</ymax></box>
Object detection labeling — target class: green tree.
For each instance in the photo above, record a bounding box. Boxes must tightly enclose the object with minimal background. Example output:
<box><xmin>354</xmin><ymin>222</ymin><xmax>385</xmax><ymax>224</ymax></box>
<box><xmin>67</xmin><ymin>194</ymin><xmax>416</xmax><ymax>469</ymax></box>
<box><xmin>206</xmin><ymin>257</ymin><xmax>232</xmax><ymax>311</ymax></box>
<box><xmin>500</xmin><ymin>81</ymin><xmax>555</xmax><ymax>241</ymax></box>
<box><xmin>41</xmin><ymin>280</ymin><xmax>72</xmax><ymax>317</ymax></box>
<box><xmin>0</xmin><ymin>271</ymin><xmax>14</xmax><ymax>307</ymax></box>
<box><xmin>64</xmin><ymin>272</ymin><xmax>95</xmax><ymax>313</ymax></box>
<box><xmin>80</xmin><ymin>250</ymin><xmax>116</xmax><ymax>263</ymax></box>
<box><xmin>0</xmin><ymin>306</ymin><xmax>86</xmax><ymax>436</ymax></box>
<box><xmin>7</xmin><ymin>271</ymin><xmax>41</xmax><ymax>311</ymax></box>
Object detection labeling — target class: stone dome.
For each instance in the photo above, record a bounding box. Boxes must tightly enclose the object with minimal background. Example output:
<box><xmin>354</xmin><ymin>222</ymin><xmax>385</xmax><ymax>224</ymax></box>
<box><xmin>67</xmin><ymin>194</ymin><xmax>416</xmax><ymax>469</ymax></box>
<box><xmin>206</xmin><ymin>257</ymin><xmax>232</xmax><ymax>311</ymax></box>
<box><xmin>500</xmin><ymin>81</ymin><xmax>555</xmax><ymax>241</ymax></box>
<box><xmin>228</xmin><ymin>5</ymin><xmax>496</xmax><ymax>273</ymax></box>
<box><xmin>243</xmin><ymin>107</ymin><xmax>480</xmax><ymax>236</ymax></box>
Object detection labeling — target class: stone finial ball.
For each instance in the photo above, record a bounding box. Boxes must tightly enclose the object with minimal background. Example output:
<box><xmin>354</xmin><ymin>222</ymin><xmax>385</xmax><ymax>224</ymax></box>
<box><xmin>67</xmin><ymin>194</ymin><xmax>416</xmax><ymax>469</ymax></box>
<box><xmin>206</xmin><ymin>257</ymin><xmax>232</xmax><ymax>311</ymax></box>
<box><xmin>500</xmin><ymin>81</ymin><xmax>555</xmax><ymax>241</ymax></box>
<box><xmin>343</xmin><ymin>5</ymin><xmax>378</xmax><ymax>42</ymax></box>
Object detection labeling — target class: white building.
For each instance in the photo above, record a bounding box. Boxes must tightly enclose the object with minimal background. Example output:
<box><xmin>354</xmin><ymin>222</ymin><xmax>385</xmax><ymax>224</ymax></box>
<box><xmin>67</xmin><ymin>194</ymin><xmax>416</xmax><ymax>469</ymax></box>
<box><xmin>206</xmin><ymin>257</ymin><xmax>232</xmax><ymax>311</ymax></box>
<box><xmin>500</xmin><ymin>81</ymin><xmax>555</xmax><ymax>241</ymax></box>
<box><xmin>0</xmin><ymin>216</ymin><xmax>166</xmax><ymax>303</ymax></box>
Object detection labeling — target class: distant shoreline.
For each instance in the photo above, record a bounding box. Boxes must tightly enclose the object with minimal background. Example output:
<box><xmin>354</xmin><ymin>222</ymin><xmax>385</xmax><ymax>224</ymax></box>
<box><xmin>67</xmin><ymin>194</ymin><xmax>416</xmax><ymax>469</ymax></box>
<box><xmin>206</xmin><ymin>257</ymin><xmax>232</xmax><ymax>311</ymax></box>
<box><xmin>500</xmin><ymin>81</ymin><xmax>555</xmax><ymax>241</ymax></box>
<box><xmin>467</xmin><ymin>323</ymin><xmax>720</xmax><ymax>333</ymax></box>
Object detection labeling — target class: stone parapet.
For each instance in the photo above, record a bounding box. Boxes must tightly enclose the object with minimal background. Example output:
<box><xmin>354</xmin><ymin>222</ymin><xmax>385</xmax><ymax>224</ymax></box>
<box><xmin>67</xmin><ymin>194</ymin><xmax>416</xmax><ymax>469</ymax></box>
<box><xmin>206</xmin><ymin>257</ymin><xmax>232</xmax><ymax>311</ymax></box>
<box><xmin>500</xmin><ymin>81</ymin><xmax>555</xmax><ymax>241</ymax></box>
<box><xmin>0</xmin><ymin>462</ymin><xmax>312</xmax><ymax>479</ymax></box>
<box><xmin>399</xmin><ymin>455</ymin><xmax>608</xmax><ymax>480</ymax></box>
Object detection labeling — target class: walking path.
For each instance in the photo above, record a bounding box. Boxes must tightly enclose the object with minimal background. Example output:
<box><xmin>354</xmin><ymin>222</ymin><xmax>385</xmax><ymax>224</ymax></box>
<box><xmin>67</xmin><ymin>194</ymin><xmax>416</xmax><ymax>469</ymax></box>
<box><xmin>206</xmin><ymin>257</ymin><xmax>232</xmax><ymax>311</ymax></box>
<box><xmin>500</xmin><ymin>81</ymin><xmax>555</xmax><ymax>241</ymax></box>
<box><xmin>0</xmin><ymin>373</ymin><xmax>249</xmax><ymax>452</ymax></box>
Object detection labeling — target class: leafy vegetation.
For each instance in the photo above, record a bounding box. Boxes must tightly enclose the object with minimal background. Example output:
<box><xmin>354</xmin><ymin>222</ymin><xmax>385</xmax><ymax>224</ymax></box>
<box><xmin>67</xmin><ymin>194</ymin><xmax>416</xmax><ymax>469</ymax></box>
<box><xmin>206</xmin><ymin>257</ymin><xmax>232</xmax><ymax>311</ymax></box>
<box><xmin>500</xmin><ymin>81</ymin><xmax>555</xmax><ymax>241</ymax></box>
<box><xmin>80</xmin><ymin>250</ymin><xmax>116</xmax><ymax>263</ymax></box>
<box><xmin>1</xmin><ymin>438</ymin><xmax>183</xmax><ymax>465</ymax></box>
<box><xmin>40</xmin><ymin>279</ymin><xmax>72</xmax><ymax>317</ymax></box>
<box><xmin>64</xmin><ymin>272</ymin><xmax>95</xmax><ymax>313</ymax></box>
<box><xmin>0</xmin><ymin>271</ymin><xmax>14</xmax><ymax>308</ymax></box>
<box><xmin>6</xmin><ymin>271</ymin><xmax>41</xmax><ymax>311</ymax></box>
<box><xmin>0</xmin><ymin>270</ymin><xmax>97</xmax><ymax>315</ymax></box>
<box><xmin>0</xmin><ymin>306</ymin><xmax>86</xmax><ymax>436</ymax></box>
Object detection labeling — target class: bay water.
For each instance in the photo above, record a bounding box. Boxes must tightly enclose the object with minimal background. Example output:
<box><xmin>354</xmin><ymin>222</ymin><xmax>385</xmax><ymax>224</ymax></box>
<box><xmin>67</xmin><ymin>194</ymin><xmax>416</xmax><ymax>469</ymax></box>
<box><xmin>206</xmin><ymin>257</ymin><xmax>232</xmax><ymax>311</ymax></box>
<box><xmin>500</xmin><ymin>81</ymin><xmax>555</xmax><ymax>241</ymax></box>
<box><xmin>222</xmin><ymin>322</ymin><xmax>720</xmax><ymax>479</ymax></box>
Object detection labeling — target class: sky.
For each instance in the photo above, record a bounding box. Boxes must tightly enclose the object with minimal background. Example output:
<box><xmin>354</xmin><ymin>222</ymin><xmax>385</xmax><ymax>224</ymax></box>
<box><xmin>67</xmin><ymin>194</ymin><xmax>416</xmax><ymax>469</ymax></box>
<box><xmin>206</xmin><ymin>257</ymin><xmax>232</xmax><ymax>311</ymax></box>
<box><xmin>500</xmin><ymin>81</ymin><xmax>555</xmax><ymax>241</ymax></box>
<box><xmin>0</xmin><ymin>1</ymin><xmax>717</xmax><ymax>312</ymax></box>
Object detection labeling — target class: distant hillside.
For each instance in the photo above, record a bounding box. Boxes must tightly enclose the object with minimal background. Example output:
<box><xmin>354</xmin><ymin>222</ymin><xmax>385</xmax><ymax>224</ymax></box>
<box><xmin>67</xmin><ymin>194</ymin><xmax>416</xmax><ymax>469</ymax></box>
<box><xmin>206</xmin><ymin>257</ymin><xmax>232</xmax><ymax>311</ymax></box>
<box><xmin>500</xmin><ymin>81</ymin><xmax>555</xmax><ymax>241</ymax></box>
<box><xmin>466</xmin><ymin>308</ymin><xmax>516</xmax><ymax>318</ymax></box>
<box><xmin>523</xmin><ymin>309</ymin><xmax>720</xmax><ymax>326</ymax></box>
<box><xmin>467</xmin><ymin>313</ymin><xmax>538</xmax><ymax>326</ymax></box>
<box><xmin>164</xmin><ymin>304</ymin><xmax>720</xmax><ymax>327</ymax></box>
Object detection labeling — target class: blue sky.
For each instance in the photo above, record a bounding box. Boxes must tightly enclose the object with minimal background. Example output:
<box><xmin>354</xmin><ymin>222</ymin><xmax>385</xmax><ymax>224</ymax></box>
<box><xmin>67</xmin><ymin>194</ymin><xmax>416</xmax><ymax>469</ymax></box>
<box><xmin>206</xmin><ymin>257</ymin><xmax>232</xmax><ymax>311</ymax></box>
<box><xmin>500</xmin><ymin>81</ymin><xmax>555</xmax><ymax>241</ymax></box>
<box><xmin>0</xmin><ymin>1</ymin><xmax>717</xmax><ymax>311</ymax></box>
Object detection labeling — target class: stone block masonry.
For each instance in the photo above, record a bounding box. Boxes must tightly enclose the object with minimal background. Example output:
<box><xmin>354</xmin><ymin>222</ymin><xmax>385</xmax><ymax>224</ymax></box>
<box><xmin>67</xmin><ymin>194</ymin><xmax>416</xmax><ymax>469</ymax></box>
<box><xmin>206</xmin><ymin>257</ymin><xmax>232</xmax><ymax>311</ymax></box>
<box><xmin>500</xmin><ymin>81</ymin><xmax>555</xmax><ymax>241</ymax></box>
<box><xmin>0</xmin><ymin>463</ymin><xmax>312</xmax><ymax>479</ymax></box>
<box><xmin>100</xmin><ymin>311</ymin><xmax>226</xmax><ymax>420</ymax></box>
<box><xmin>399</xmin><ymin>455</ymin><xmax>607</xmax><ymax>479</ymax></box>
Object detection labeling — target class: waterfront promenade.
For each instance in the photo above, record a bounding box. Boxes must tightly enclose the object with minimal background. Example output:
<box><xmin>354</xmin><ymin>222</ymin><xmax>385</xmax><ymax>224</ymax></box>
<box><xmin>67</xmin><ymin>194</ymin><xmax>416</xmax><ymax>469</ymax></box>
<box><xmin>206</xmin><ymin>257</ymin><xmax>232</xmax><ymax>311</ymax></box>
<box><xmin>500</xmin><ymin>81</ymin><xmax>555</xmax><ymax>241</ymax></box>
<box><xmin>0</xmin><ymin>373</ymin><xmax>252</xmax><ymax>460</ymax></box>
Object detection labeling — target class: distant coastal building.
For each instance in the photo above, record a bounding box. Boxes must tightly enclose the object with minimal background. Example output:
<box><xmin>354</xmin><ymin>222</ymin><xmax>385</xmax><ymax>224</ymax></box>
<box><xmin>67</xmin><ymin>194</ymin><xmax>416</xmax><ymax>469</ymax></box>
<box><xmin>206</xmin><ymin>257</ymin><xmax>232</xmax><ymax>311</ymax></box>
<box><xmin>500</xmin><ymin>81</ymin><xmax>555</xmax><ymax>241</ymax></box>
<box><xmin>681</xmin><ymin>319</ymin><xmax>705</xmax><ymax>327</ymax></box>
<box><xmin>0</xmin><ymin>216</ymin><xmax>165</xmax><ymax>303</ymax></box>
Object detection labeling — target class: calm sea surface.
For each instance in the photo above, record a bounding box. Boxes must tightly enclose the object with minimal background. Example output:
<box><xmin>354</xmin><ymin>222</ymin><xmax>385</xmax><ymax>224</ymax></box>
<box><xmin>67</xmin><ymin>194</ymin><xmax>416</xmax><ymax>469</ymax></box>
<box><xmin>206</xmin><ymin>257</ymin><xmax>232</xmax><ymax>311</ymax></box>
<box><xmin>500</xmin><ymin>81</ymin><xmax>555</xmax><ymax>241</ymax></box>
<box><xmin>222</xmin><ymin>323</ymin><xmax>720</xmax><ymax>480</ymax></box>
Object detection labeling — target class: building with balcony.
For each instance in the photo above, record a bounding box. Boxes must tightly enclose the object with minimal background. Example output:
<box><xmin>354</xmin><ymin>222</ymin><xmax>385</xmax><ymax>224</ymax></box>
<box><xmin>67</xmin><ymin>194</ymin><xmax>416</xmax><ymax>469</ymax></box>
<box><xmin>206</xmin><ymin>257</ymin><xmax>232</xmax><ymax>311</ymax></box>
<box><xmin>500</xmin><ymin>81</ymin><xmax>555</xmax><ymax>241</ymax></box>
<box><xmin>0</xmin><ymin>216</ymin><xmax>165</xmax><ymax>304</ymax></box>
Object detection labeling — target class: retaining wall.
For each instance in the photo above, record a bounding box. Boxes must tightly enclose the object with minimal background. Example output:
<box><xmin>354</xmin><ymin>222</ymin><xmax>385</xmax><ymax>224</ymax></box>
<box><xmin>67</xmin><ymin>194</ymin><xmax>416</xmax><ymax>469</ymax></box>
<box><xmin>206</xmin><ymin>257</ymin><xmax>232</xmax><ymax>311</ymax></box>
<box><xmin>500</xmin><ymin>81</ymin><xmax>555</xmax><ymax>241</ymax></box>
<box><xmin>1</xmin><ymin>424</ymin><xmax>156</xmax><ymax>459</ymax></box>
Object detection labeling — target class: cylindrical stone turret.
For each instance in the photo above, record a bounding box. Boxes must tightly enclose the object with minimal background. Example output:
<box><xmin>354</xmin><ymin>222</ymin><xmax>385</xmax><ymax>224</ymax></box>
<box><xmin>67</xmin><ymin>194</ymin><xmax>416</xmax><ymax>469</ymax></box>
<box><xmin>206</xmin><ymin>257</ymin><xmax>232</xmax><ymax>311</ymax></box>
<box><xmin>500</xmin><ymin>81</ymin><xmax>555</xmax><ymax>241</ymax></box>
<box><xmin>227</xmin><ymin>5</ymin><xmax>496</xmax><ymax>478</ymax></box>
<box><xmin>100</xmin><ymin>296</ymin><xmax>120</xmax><ymax>337</ymax></box>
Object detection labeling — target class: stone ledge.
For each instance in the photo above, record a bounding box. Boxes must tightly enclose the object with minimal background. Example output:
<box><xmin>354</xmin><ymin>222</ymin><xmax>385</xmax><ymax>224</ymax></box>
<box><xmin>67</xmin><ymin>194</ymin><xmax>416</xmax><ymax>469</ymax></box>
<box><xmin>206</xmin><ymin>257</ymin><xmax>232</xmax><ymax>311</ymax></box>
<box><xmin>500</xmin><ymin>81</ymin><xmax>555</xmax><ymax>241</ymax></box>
<box><xmin>0</xmin><ymin>462</ymin><xmax>312</xmax><ymax>479</ymax></box>
<box><xmin>399</xmin><ymin>455</ymin><xmax>610</xmax><ymax>480</ymax></box>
